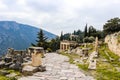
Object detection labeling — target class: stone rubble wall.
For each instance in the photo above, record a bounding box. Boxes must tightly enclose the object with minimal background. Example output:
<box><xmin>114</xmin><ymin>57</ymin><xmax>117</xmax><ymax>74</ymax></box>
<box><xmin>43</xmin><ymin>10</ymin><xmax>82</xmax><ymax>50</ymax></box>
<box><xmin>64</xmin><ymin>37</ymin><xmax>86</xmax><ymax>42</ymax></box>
<box><xmin>105</xmin><ymin>31</ymin><xmax>120</xmax><ymax>56</ymax></box>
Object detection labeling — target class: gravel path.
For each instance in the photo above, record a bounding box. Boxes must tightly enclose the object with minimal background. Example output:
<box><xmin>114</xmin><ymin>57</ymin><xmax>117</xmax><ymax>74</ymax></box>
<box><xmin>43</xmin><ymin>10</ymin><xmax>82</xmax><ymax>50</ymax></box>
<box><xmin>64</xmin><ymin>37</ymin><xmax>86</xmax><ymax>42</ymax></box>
<box><xmin>19</xmin><ymin>53</ymin><xmax>94</xmax><ymax>80</ymax></box>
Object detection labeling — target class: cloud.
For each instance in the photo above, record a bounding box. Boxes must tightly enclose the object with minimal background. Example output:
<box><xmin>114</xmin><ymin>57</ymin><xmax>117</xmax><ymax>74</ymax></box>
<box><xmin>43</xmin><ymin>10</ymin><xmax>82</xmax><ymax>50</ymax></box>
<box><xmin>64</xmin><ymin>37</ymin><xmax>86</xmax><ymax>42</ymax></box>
<box><xmin>0</xmin><ymin>0</ymin><xmax>120</xmax><ymax>35</ymax></box>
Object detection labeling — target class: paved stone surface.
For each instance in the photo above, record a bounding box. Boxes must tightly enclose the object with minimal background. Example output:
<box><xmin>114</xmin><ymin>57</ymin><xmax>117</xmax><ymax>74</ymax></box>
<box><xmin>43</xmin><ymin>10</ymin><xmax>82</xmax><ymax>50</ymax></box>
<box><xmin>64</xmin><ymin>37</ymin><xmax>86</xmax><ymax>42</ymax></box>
<box><xmin>19</xmin><ymin>53</ymin><xmax>94</xmax><ymax>80</ymax></box>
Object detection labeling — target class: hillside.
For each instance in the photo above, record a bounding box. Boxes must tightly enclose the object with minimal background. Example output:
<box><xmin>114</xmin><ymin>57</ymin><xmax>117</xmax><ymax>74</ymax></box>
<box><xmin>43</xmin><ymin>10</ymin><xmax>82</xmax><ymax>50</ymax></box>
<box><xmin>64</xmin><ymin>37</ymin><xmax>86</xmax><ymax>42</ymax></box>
<box><xmin>0</xmin><ymin>21</ymin><xmax>56</xmax><ymax>54</ymax></box>
<box><xmin>105</xmin><ymin>31</ymin><xmax>120</xmax><ymax>56</ymax></box>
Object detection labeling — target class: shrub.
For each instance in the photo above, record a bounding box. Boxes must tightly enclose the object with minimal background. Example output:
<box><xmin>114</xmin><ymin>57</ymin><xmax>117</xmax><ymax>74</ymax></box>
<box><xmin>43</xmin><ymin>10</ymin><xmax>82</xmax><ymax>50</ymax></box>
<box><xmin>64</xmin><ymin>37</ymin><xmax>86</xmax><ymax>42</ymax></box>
<box><xmin>47</xmin><ymin>48</ymin><xmax>52</xmax><ymax>52</ymax></box>
<box><xmin>83</xmin><ymin>36</ymin><xmax>95</xmax><ymax>43</ymax></box>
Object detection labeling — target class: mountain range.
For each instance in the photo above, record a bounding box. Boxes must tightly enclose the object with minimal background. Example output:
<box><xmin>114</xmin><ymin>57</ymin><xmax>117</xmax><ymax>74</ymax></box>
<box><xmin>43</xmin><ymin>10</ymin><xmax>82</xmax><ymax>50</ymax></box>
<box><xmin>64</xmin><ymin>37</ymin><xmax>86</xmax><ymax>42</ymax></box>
<box><xmin>0</xmin><ymin>21</ymin><xmax>56</xmax><ymax>55</ymax></box>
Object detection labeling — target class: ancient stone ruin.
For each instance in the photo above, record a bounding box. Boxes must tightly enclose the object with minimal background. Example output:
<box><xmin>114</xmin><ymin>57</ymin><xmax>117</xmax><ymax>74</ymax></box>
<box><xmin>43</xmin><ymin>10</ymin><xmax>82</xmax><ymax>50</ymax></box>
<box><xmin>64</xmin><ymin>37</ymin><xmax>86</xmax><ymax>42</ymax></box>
<box><xmin>0</xmin><ymin>47</ymin><xmax>46</xmax><ymax>76</ymax></box>
<box><xmin>88</xmin><ymin>37</ymin><xmax>99</xmax><ymax>70</ymax></box>
<box><xmin>28</xmin><ymin>47</ymin><xmax>45</xmax><ymax>66</ymax></box>
<box><xmin>60</xmin><ymin>40</ymin><xmax>77</xmax><ymax>51</ymax></box>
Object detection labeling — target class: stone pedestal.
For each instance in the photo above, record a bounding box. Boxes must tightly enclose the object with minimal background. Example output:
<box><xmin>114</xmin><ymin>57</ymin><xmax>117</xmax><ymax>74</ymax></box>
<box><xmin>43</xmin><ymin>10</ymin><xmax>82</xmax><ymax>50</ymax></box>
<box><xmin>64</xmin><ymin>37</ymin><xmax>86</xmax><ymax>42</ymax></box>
<box><xmin>32</xmin><ymin>53</ymin><xmax>42</xmax><ymax>67</ymax></box>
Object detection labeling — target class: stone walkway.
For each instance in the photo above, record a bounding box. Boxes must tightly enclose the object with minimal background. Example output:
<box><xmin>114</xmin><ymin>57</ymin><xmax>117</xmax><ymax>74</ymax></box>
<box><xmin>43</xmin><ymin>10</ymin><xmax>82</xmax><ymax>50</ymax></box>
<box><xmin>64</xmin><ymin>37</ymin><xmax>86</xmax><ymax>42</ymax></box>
<box><xmin>19</xmin><ymin>53</ymin><xmax>94</xmax><ymax>80</ymax></box>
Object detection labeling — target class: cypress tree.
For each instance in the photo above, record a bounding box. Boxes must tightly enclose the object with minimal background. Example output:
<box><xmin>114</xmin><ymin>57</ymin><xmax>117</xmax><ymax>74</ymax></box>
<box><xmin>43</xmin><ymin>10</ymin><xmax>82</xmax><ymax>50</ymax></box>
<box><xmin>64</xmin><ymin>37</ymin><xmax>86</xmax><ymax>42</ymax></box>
<box><xmin>84</xmin><ymin>24</ymin><xmax>88</xmax><ymax>37</ymax></box>
<box><xmin>88</xmin><ymin>27</ymin><xmax>91</xmax><ymax>37</ymax></box>
<box><xmin>60</xmin><ymin>31</ymin><xmax>64</xmax><ymax>41</ymax></box>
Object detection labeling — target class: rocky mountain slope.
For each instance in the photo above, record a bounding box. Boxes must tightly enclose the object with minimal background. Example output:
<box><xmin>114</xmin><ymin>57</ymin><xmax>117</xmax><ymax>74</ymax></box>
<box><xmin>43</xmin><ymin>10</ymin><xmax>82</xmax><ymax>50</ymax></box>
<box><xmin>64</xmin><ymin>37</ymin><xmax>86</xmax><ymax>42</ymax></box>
<box><xmin>105</xmin><ymin>31</ymin><xmax>120</xmax><ymax>56</ymax></box>
<box><xmin>0</xmin><ymin>21</ymin><xmax>56</xmax><ymax>54</ymax></box>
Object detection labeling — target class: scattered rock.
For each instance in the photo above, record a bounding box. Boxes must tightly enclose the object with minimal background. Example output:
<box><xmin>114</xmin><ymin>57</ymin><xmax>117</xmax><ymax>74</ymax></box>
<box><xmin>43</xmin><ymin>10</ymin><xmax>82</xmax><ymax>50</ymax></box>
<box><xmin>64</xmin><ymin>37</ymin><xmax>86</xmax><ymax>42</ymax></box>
<box><xmin>71</xmin><ymin>49</ymin><xmax>76</xmax><ymax>53</ymax></box>
<box><xmin>76</xmin><ymin>48</ymin><xmax>83</xmax><ymax>56</ymax></box>
<box><xmin>4</xmin><ymin>57</ymin><xmax>12</xmax><ymax>63</ymax></box>
<box><xmin>91</xmin><ymin>51</ymin><xmax>98</xmax><ymax>58</ymax></box>
<box><xmin>5</xmin><ymin>62</ymin><xmax>13</xmax><ymax>68</ymax></box>
<box><xmin>23</xmin><ymin>57</ymin><xmax>31</xmax><ymax>62</ymax></box>
<box><xmin>101</xmin><ymin>59</ymin><xmax>108</xmax><ymax>62</ymax></box>
<box><xmin>88</xmin><ymin>59</ymin><xmax>96</xmax><ymax>70</ymax></box>
<box><xmin>74</xmin><ymin>59</ymin><xmax>80</xmax><ymax>63</ymax></box>
<box><xmin>0</xmin><ymin>70</ymin><xmax>10</xmax><ymax>76</ymax></box>
<box><xmin>22</xmin><ymin>65</ymin><xmax>39</xmax><ymax>76</ymax></box>
<box><xmin>9</xmin><ymin>62</ymin><xmax>22</xmax><ymax>70</ymax></box>
<box><xmin>0</xmin><ymin>57</ymin><xmax>3</xmax><ymax>61</ymax></box>
<box><xmin>82</xmin><ymin>48</ymin><xmax>89</xmax><ymax>57</ymax></box>
<box><xmin>14</xmin><ymin>54</ymin><xmax>23</xmax><ymax>63</ymax></box>
<box><xmin>0</xmin><ymin>61</ymin><xmax>5</xmax><ymax>68</ymax></box>
<box><xmin>6</xmin><ymin>73</ymin><xmax>17</xmax><ymax>78</ymax></box>
<box><xmin>38</xmin><ymin>65</ymin><xmax>46</xmax><ymax>72</ymax></box>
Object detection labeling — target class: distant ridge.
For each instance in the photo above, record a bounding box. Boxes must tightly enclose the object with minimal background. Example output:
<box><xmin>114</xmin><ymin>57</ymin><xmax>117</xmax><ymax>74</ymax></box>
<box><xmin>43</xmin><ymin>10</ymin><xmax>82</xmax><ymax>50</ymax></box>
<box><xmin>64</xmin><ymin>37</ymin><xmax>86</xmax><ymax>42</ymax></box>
<box><xmin>0</xmin><ymin>21</ymin><xmax>56</xmax><ymax>54</ymax></box>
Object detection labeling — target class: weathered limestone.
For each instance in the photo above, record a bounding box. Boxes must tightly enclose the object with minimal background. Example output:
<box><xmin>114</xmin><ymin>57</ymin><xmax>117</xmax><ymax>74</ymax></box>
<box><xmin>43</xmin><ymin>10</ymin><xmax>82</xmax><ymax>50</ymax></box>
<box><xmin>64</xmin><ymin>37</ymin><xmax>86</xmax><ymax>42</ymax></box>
<box><xmin>22</xmin><ymin>65</ymin><xmax>39</xmax><ymax>76</ymax></box>
<box><xmin>9</xmin><ymin>62</ymin><xmax>22</xmax><ymax>70</ymax></box>
<box><xmin>88</xmin><ymin>37</ymin><xmax>98</xmax><ymax>70</ymax></box>
<box><xmin>6</xmin><ymin>73</ymin><xmax>17</xmax><ymax>78</ymax></box>
<box><xmin>76</xmin><ymin>47</ymin><xmax>83</xmax><ymax>56</ymax></box>
<box><xmin>82</xmin><ymin>48</ymin><xmax>89</xmax><ymax>57</ymax></box>
<box><xmin>0</xmin><ymin>47</ymin><xmax>46</xmax><ymax>73</ymax></box>
<box><xmin>0</xmin><ymin>70</ymin><xmax>10</xmax><ymax>76</ymax></box>
<box><xmin>28</xmin><ymin>47</ymin><xmax>44</xmax><ymax>67</ymax></box>
<box><xmin>0</xmin><ymin>61</ymin><xmax>5</xmax><ymax>68</ymax></box>
<box><xmin>4</xmin><ymin>57</ymin><xmax>12</xmax><ymax>63</ymax></box>
<box><xmin>21</xmin><ymin>47</ymin><xmax>46</xmax><ymax>76</ymax></box>
<box><xmin>32</xmin><ymin>53</ymin><xmax>42</xmax><ymax>67</ymax></box>
<box><xmin>13</xmin><ymin>54</ymin><xmax>23</xmax><ymax>63</ymax></box>
<box><xmin>7</xmin><ymin>48</ymin><xmax>27</xmax><ymax>58</ymax></box>
<box><xmin>105</xmin><ymin>31</ymin><xmax>120</xmax><ymax>56</ymax></box>
<box><xmin>60</xmin><ymin>40</ymin><xmax>77</xmax><ymax>51</ymax></box>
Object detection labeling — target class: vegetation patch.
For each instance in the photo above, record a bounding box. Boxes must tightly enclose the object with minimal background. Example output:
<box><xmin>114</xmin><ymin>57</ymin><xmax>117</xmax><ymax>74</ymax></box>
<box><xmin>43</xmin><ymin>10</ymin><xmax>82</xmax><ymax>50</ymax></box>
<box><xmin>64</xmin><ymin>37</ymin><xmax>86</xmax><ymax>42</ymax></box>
<box><xmin>0</xmin><ymin>76</ymin><xmax>17</xmax><ymax>80</ymax></box>
<box><xmin>60</xmin><ymin>43</ymin><xmax>120</xmax><ymax>80</ymax></box>
<box><xmin>77</xmin><ymin>64</ymin><xmax>88</xmax><ymax>71</ymax></box>
<box><xmin>96</xmin><ymin>43</ymin><xmax>120</xmax><ymax>80</ymax></box>
<box><xmin>0</xmin><ymin>69</ymin><xmax>20</xmax><ymax>80</ymax></box>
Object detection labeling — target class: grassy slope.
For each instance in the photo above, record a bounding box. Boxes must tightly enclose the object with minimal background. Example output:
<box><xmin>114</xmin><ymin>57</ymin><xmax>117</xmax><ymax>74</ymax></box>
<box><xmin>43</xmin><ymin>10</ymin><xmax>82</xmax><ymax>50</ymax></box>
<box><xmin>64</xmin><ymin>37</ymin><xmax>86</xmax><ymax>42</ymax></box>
<box><xmin>0</xmin><ymin>69</ymin><xmax>20</xmax><ymax>80</ymax></box>
<box><xmin>96</xmin><ymin>44</ymin><xmax>120</xmax><ymax>80</ymax></box>
<box><xmin>60</xmin><ymin>43</ymin><xmax>120</xmax><ymax>80</ymax></box>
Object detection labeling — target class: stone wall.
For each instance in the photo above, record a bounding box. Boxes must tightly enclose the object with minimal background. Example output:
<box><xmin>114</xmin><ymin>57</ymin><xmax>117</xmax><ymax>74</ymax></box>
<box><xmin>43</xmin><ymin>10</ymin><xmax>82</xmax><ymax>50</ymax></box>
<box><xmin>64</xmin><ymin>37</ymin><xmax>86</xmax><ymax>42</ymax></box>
<box><xmin>105</xmin><ymin>31</ymin><xmax>120</xmax><ymax>56</ymax></box>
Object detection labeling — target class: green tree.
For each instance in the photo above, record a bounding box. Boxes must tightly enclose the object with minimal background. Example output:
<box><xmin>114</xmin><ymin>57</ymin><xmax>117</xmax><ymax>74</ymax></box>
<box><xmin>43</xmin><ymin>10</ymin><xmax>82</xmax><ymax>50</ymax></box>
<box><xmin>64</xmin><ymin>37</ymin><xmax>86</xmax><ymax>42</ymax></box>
<box><xmin>96</xmin><ymin>30</ymin><xmax>105</xmax><ymax>39</ymax></box>
<box><xmin>88</xmin><ymin>26</ymin><xmax>97</xmax><ymax>37</ymax></box>
<box><xmin>60</xmin><ymin>31</ymin><xmax>64</xmax><ymax>41</ymax></box>
<box><xmin>48</xmin><ymin>37</ymin><xmax>60</xmax><ymax>51</ymax></box>
<box><xmin>62</xmin><ymin>33</ymin><xmax>71</xmax><ymax>41</ymax></box>
<box><xmin>84</xmin><ymin>24</ymin><xmax>88</xmax><ymax>37</ymax></box>
<box><xmin>88</xmin><ymin>26</ymin><xmax>91</xmax><ymax>37</ymax></box>
<box><xmin>103</xmin><ymin>17</ymin><xmax>120</xmax><ymax>35</ymax></box>
<box><xmin>32</xmin><ymin>29</ymin><xmax>48</xmax><ymax>49</ymax></box>
<box><xmin>83</xmin><ymin>36</ymin><xmax>95</xmax><ymax>43</ymax></box>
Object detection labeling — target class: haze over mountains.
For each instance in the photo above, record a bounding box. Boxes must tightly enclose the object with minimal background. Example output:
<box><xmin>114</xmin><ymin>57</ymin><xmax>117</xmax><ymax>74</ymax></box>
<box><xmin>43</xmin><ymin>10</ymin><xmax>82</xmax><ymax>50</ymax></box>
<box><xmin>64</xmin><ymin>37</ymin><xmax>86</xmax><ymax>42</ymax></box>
<box><xmin>0</xmin><ymin>21</ymin><xmax>56</xmax><ymax>55</ymax></box>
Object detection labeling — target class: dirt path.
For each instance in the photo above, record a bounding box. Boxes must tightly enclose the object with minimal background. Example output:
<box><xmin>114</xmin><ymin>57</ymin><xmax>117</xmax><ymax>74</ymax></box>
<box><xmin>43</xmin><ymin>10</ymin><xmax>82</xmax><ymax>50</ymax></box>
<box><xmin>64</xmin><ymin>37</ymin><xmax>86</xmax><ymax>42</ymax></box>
<box><xmin>19</xmin><ymin>53</ymin><xmax>94</xmax><ymax>80</ymax></box>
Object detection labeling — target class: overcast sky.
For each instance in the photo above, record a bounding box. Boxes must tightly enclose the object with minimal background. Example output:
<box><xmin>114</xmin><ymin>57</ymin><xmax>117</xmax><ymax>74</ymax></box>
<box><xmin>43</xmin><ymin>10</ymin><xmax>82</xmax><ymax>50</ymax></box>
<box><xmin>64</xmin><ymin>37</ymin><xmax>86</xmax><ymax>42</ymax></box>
<box><xmin>0</xmin><ymin>0</ymin><xmax>120</xmax><ymax>35</ymax></box>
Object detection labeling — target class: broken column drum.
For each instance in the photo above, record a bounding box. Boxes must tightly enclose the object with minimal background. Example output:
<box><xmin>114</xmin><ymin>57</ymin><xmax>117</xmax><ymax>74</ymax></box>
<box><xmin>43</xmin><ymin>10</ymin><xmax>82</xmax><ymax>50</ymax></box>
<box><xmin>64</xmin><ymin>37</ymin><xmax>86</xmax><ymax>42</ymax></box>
<box><xmin>32</xmin><ymin>52</ymin><xmax>42</xmax><ymax>67</ymax></box>
<box><xmin>28</xmin><ymin>47</ymin><xmax>44</xmax><ymax>67</ymax></box>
